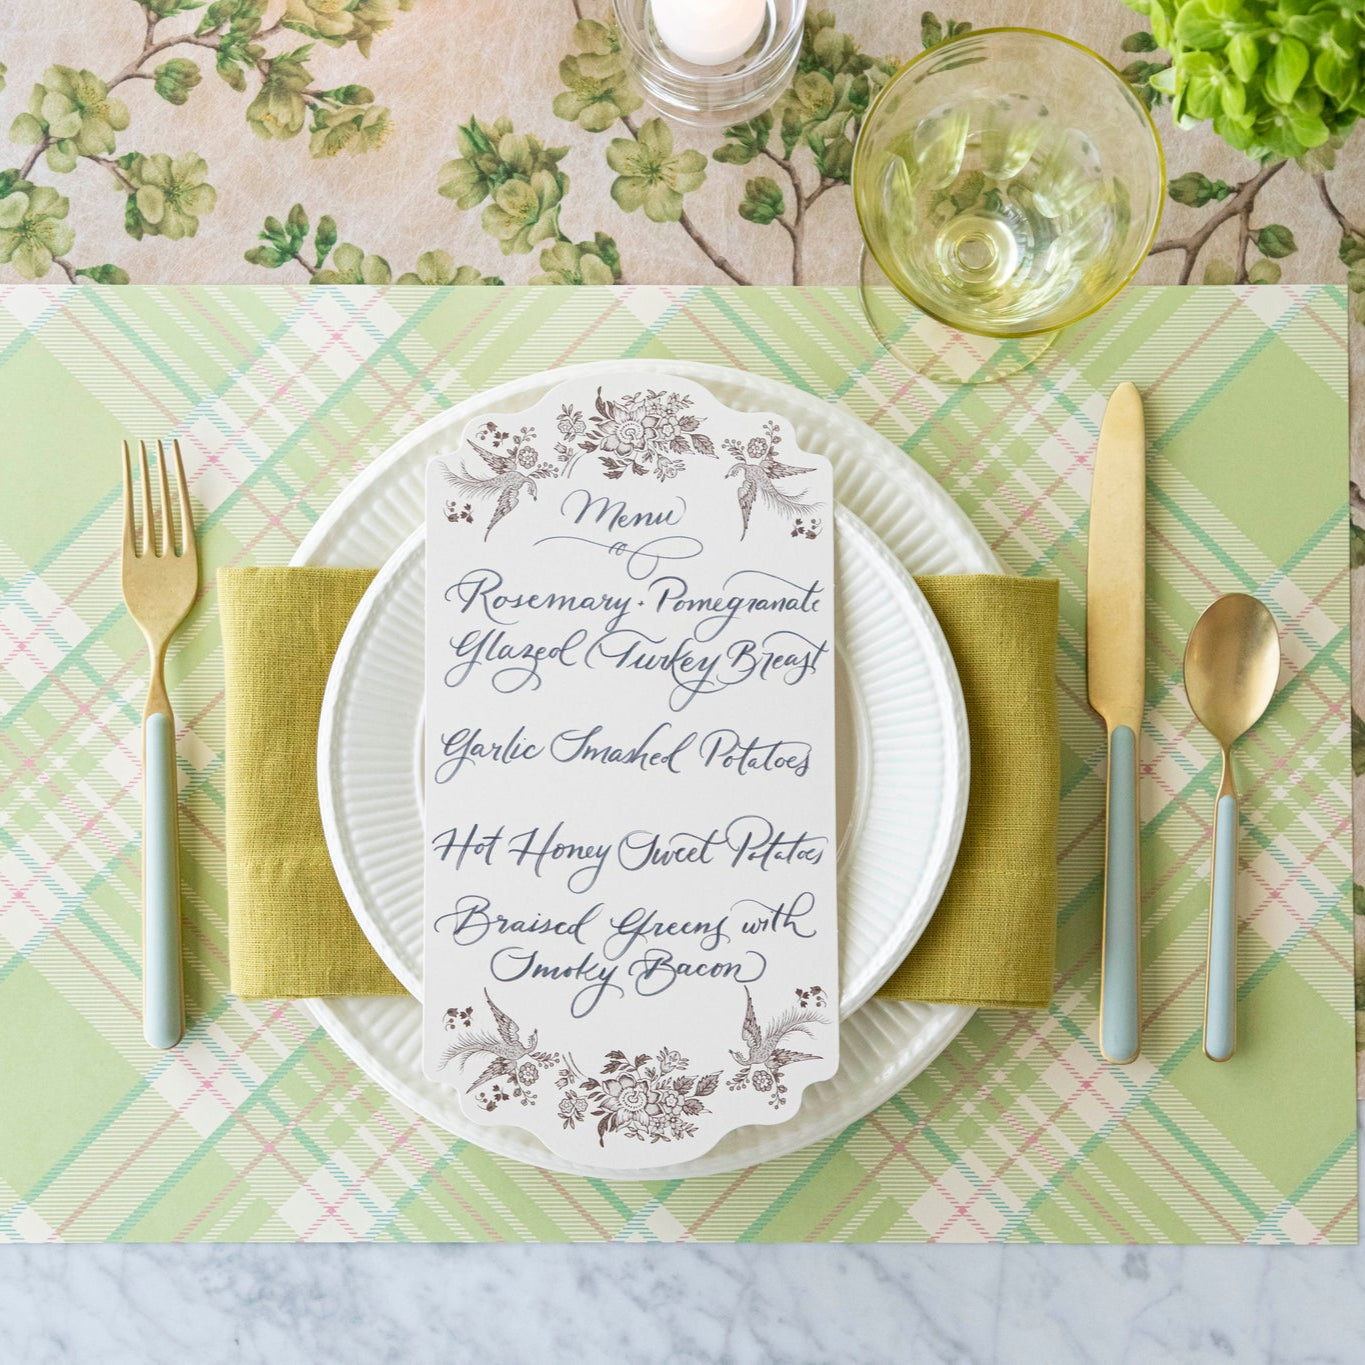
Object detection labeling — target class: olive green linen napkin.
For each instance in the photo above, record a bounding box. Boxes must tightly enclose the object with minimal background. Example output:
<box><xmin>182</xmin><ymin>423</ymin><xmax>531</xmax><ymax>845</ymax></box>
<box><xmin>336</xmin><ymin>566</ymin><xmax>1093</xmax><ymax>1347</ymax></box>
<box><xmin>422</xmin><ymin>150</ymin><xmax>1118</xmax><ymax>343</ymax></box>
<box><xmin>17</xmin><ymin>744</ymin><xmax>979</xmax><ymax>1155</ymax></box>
<box><xmin>221</xmin><ymin>567</ymin><xmax>401</xmax><ymax>998</ymax></box>
<box><xmin>882</xmin><ymin>576</ymin><xmax>1060</xmax><ymax>1007</ymax></box>
<box><xmin>219</xmin><ymin>567</ymin><xmax>1059</xmax><ymax>1007</ymax></box>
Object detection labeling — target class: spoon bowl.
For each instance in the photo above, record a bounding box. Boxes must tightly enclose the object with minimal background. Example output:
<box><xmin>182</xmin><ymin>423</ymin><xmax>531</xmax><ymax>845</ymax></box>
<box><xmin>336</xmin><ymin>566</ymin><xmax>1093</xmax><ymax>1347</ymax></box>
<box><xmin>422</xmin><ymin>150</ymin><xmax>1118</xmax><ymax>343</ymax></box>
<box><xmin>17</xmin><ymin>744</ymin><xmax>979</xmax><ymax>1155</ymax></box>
<box><xmin>1183</xmin><ymin>594</ymin><xmax>1280</xmax><ymax>747</ymax></box>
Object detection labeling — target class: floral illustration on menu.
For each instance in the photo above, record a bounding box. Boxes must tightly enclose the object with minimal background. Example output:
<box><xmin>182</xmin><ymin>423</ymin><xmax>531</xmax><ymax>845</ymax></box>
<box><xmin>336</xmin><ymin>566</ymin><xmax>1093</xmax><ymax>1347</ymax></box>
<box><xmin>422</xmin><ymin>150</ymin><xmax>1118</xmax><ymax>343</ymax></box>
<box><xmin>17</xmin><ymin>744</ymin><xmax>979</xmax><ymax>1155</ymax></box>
<box><xmin>439</xmin><ymin>423</ymin><xmax>560</xmax><ymax>538</ymax></box>
<box><xmin>440</xmin><ymin>385</ymin><xmax>823</xmax><ymax>541</ymax></box>
<box><xmin>440</xmin><ymin>987</ymin><xmax>828</xmax><ymax>1146</ymax></box>
<box><xmin>440</xmin><ymin>991</ymin><xmax>563</xmax><ymax>1106</ymax></box>
<box><xmin>723</xmin><ymin>422</ymin><xmax>818</xmax><ymax>540</ymax></box>
<box><xmin>577</xmin><ymin>385</ymin><xmax>714</xmax><ymax>481</ymax></box>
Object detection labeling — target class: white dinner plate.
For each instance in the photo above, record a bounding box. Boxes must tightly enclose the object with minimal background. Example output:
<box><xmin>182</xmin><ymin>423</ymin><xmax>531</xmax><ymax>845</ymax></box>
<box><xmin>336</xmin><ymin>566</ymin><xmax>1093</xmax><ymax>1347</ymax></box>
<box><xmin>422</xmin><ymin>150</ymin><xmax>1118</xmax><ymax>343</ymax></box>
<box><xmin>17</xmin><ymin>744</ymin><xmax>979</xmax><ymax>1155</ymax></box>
<box><xmin>320</xmin><ymin>503</ymin><xmax>967</xmax><ymax>1020</ymax></box>
<box><xmin>296</xmin><ymin>360</ymin><xmax>998</xmax><ymax>1180</ymax></box>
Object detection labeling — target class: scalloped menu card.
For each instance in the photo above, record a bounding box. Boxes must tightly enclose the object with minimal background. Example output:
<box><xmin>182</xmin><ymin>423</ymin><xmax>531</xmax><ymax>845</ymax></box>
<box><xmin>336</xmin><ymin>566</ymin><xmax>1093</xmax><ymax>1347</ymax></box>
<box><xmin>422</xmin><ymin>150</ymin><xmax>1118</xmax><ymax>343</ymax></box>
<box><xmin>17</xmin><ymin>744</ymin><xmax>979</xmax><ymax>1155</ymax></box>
<box><xmin>422</xmin><ymin>374</ymin><xmax>838</xmax><ymax>1168</ymax></box>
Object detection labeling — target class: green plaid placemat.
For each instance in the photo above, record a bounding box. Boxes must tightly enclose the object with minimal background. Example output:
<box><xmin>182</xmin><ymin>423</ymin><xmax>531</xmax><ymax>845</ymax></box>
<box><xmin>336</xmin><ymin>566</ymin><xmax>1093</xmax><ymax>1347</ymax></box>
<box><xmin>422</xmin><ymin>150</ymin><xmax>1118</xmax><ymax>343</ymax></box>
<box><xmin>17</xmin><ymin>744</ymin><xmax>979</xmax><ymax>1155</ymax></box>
<box><xmin>0</xmin><ymin>283</ymin><xmax>1354</xmax><ymax>1243</ymax></box>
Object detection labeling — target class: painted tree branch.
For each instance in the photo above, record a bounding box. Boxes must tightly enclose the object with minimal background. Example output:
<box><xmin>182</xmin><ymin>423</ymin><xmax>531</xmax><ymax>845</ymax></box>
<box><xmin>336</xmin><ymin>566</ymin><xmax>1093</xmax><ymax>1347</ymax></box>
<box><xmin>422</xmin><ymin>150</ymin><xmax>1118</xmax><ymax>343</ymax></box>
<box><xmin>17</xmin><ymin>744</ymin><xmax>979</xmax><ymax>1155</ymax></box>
<box><xmin>107</xmin><ymin>15</ymin><xmax>321</xmax><ymax>122</ymax></box>
<box><xmin>1317</xmin><ymin>174</ymin><xmax>1365</xmax><ymax>243</ymax></box>
<box><xmin>1148</xmin><ymin>160</ymin><xmax>1287</xmax><ymax>283</ymax></box>
<box><xmin>1235</xmin><ymin>193</ymin><xmax>1254</xmax><ymax>284</ymax></box>
<box><xmin>759</xmin><ymin>146</ymin><xmax>841</xmax><ymax>285</ymax></box>
<box><xmin>19</xmin><ymin>137</ymin><xmax>51</xmax><ymax>179</ymax></box>
<box><xmin>676</xmin><ymin>207</ymin><xmax>752</xmax><ymax>284</ymax></box>
<box><xmin>106</xmin><ymin>30</ymin><xmax>220</xmax><ymax>92</ymax></box>
<box><xmin>568</xmin><ymin>0</ymin><xmax>751</xmax><ymax>285</ymax></box>
<box><xmin>615</xmin><ymin>110</ymin><xmax>753</xmax><ymax>286</ymax></box>
<box><xmin>87</xmin><ymin>155</ymin><xmax>137</xmax><ymax>193</ymax></box>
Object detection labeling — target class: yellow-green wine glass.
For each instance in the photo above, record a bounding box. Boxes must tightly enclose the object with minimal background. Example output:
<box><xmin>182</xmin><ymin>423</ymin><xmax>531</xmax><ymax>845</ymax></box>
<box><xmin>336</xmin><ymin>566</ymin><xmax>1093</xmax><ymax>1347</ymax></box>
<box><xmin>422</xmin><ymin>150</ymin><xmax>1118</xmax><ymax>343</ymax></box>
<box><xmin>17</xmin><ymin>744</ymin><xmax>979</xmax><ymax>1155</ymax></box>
<box><xmin>852</xmin><ymin>28</ymin><xmax>1165</xmax><ymax>384</ymax></box>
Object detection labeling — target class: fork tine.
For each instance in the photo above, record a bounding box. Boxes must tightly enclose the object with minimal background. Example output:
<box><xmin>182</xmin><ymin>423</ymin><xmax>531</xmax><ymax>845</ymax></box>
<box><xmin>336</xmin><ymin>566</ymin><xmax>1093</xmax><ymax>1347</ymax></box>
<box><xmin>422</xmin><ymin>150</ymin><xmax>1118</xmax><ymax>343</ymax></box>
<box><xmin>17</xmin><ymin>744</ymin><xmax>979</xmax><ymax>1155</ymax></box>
<box><xmin>156</xmin><ymin>440</ymin><xmax>174</xmax><ymax>557</ymax></box>
<box><xmin>121</xmin><ymin>440</ymin><xmax>136</xmax><ymax>556</ymax></box>
<box><xmin>171</xmin><ymin>439</ymin><xmax>194</xmax><ymax>560</ymax></box>
<box><xmin>138</xmin><ymin>440</ymin><xmax>155</xmax><ymax>558</ymax></box>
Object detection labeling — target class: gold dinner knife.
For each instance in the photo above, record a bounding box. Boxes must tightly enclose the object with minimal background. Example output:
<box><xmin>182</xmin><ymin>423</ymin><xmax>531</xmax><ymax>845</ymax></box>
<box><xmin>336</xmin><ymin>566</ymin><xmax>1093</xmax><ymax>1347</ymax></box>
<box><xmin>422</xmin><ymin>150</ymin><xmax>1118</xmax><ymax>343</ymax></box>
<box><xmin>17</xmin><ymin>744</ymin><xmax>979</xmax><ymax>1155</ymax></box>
<box><xmin>1086</xmin><ymin>382</ymin><xmax>1146</xmax><ymax>1064</ymax></box>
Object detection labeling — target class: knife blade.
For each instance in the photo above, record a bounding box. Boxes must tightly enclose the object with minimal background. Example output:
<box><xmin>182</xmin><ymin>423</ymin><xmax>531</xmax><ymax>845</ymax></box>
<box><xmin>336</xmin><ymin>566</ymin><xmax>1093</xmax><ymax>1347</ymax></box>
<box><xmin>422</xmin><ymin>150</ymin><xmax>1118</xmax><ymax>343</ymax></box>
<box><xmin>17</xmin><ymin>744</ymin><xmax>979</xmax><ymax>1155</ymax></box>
<box><xmin>1086</xmin><ymin>381</ymin><xmax>1146</xmax><ymax>1064</ymax></box>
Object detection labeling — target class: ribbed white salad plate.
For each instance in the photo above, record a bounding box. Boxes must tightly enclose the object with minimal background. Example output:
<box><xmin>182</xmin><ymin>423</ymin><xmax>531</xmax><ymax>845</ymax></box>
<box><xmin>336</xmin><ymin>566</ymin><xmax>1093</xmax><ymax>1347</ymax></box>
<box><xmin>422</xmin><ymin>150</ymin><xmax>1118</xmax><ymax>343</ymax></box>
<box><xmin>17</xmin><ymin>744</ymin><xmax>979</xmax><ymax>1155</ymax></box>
<box><xmin>321</xmin><ymin>503</ymin><xmax>964</xmax><ymax>1019</ymax></box>
<box><xmin>295</xmin><ymin>360</ymin><xmax>997</xmax><ymax>1179</ymax></box>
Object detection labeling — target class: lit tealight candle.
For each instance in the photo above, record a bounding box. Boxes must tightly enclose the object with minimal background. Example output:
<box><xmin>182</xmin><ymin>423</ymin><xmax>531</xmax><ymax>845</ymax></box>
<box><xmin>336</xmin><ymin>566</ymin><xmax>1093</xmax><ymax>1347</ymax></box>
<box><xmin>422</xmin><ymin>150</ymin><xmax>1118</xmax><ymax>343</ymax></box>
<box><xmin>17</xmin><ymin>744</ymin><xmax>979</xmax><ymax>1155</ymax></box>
<box><xmin>652</xmin><ymin>0</ymin><xmax>766</xmax><ymax>66</ymax></box>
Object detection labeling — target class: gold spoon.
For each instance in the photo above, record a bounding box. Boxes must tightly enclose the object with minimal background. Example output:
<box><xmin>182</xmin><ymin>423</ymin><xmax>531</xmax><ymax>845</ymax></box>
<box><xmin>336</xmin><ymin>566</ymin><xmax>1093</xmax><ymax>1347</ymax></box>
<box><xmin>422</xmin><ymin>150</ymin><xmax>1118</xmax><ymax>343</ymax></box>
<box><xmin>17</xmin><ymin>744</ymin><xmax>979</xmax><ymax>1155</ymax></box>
<box><xmin>1183</xmin><ymin>594</ymin><xmax>1280</xmax><ymax>1062</ymax></box>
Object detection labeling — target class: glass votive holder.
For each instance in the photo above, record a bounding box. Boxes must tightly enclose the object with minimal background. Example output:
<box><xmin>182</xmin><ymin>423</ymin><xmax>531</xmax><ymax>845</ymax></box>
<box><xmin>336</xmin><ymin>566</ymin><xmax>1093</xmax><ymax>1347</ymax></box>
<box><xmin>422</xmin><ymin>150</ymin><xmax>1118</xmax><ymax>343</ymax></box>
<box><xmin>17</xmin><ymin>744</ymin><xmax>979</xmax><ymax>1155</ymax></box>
<box><xmin>612</xmin><ymin>0</ymin><xmax>808</xmax><ymax>129</ymax></box>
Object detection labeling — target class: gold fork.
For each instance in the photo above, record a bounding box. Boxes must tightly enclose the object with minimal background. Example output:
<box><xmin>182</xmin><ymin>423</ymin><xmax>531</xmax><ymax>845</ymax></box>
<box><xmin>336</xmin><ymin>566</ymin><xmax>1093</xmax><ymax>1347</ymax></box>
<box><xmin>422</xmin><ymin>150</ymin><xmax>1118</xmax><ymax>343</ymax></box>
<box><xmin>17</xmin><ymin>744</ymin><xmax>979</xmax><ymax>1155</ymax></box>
<box><xmin>120</xmin><ymin>439</ymin><xmax>197</xmax><ymax>1049</ymax></box>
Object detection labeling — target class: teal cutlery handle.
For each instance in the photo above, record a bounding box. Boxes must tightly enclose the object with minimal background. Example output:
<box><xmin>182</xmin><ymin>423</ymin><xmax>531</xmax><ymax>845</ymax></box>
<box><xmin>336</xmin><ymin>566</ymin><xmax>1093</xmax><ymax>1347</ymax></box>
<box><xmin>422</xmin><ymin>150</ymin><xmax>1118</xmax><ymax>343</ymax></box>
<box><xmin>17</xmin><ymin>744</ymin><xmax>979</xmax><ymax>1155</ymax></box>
<box><xmin>143</xmin><ymin>712</ymin><xmax>184</xmax><ymax>1050</ymax></box>
<box><xmin>1204</xmin><ymin>793</ymin><xmax>1238</xmax><ymax>1062</ymax></box>
<box><xmin>1101</xmin><ymin>724</ymin><xmax>1141</xmax><ymax>1063</ymax></box>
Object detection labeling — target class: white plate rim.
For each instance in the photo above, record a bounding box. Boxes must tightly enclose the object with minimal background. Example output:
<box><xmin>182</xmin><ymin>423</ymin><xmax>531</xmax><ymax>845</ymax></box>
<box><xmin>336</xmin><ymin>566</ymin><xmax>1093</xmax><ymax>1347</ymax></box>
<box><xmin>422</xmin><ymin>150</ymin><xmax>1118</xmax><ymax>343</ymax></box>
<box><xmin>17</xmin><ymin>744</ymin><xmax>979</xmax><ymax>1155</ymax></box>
<box><xmin>316</xmin><ymin>501</ymin><xmax>969</xmax><ymax>1018</ymax></box>
<box><xmin>293</xmin><ymin>359</ymin><xmax>999</xmax><ymax>1179</ymax></box>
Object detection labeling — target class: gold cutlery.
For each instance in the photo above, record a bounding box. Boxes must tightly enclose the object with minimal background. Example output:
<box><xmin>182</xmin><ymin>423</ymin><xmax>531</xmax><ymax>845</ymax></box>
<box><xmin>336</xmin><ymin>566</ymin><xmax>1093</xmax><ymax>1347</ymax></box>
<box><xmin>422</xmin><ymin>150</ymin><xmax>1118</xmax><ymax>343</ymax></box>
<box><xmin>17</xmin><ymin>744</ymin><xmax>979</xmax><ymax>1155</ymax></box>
<box><xmin>120</xmin><ymin>439</ymin><xmax>197</xmax><ymax>1049</ymax></box>
<box><xmin>1183</xmin><ymin>594</ymin><xmax>1280</xmax><ymax>1062</ymax></box>
<box><xmin>1086</xmin><ymin>382</ymin><xmax>1147</xmax><ymax>1063</ymax></box>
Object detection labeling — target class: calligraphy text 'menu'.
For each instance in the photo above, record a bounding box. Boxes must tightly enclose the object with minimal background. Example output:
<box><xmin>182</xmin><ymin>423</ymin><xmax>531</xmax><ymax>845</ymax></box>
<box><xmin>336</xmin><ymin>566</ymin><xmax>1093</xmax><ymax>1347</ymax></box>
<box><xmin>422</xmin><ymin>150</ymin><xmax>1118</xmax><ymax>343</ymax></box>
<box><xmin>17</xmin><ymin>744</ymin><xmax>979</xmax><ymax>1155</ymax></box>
<box><xmin>561</xmin><ymin>487</ymin><xmax>685</xmax><ymax>534</ymax></box>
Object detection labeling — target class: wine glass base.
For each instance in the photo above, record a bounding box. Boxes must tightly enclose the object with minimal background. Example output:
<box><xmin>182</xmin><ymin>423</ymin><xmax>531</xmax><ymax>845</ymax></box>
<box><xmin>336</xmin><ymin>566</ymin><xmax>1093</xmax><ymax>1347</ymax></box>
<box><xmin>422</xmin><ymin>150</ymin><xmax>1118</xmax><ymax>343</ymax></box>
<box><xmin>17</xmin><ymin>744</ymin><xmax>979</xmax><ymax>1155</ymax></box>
<box><xmin>858</xmin><ymin>247</ymin><xmax>1056</xmax><ymax>386</ymax></box>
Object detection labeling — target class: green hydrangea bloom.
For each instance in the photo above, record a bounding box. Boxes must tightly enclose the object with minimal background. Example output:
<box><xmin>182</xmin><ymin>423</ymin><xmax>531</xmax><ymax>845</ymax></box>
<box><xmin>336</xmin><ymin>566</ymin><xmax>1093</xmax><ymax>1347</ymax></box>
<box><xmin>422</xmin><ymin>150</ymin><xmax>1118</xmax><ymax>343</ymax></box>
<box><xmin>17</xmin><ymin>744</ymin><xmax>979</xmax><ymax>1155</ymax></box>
<box><xmin>1125</xmin><ymin>0</ymin><xmax>1365</xmax><ymax>160</ymax></box>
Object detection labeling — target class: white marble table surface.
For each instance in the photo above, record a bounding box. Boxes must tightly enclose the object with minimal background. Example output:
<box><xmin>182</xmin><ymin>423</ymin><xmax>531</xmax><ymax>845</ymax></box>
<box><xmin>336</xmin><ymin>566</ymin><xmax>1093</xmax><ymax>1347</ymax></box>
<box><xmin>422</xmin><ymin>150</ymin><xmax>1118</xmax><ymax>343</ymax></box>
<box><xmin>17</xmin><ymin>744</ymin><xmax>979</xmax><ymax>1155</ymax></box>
<box><xmin>3</xmin><ymin>1163</ymin><xmax>1363</xmax><ymax>1365</ymax></box>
